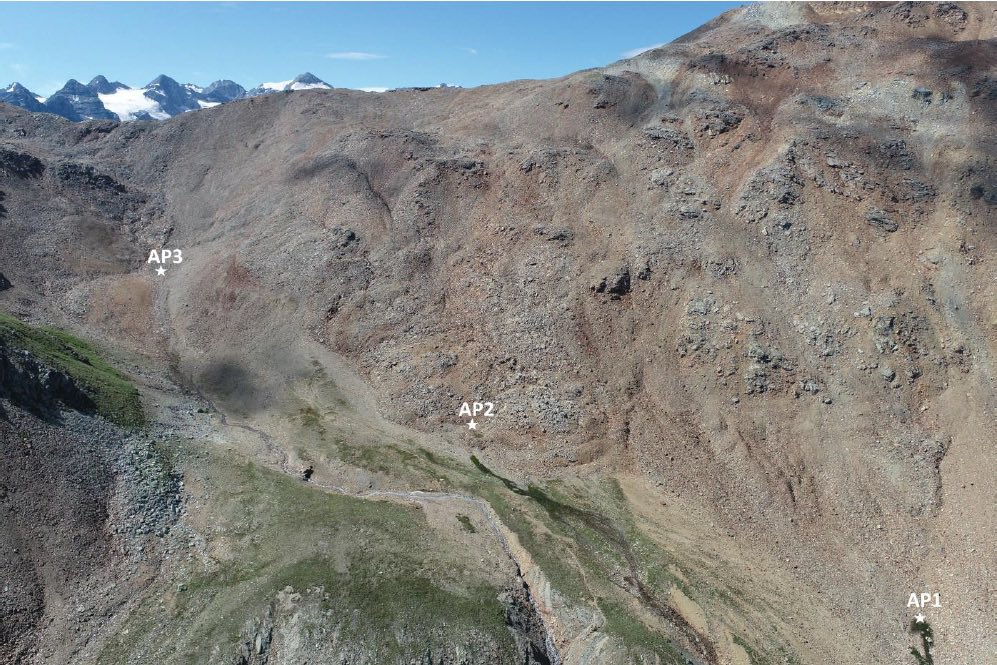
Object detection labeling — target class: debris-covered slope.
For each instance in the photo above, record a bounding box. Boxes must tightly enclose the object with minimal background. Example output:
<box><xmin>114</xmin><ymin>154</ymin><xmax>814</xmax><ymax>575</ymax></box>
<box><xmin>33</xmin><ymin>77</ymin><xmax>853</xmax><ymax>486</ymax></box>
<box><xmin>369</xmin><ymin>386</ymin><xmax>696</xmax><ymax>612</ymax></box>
<box><xmin>0</xmin><ymin>2</ymin><xmax>993</xmax><ymax>664</ymax></box>
<box><xmin>0</xmin><ymin>316</ymin><xmax>180</xmax><ymax>664</ymax></box>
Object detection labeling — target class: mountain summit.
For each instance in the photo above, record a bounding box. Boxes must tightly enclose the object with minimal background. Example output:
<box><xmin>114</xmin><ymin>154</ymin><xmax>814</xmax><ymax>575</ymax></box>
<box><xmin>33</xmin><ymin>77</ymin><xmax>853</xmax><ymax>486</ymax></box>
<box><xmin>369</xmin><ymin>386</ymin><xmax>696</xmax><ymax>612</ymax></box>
<box><xmin>87</xmin><ymin>75</ymin><xmax>127</xmax><ymax>95</ymax></box>
<box><xmin>201</xmin><ymin>79</ymin><xmax>247</xmax><ymax>103</ymax></box>
<box><xmin>42</xmin><ymin>79</ymin><xmax>118</xmax><ymax>121</ymax></box>
<box><xmin>250</xmin><ymin>72</ymin><xmax>334</xmax><ymax>95</ymax></box>
<box><xmin>0</xmin><ymin>82</ymin><xmax>45</xmax><ymax>112</ymax></box>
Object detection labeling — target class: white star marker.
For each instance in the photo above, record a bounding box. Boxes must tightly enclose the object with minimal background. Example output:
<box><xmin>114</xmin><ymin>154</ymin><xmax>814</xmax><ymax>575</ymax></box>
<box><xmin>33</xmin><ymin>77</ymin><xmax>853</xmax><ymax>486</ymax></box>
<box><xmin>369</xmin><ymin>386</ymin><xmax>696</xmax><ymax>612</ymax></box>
<box><xmin>914</xmin><ymin>613</ymin><xmax>926</xmax><ymax>623</ymax></box>
<box><xmin>155</xmin><ymin>266</ymin><xmax>167</xmax><ymax>276</ymax></box>
<box><xmin>467</xmin><ymin>419</ymin><xmax>478</xmax><ymax>430</ymax></box>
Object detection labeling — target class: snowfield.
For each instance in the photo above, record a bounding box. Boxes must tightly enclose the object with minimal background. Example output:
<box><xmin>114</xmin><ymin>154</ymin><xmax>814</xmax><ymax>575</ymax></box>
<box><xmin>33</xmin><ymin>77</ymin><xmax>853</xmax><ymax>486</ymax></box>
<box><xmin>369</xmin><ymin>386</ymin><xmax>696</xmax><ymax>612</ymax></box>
<box><xmin>288</xmin><ymin>81</ymin><xmax>331</xmax><ymax>91</ymax></box>
<box><xmin>98</xmin><ymin>88</ymin><xmax>170</xmax><ymax>121</ymax></box>
<box><xmin>259</xmin><ymin>80</ymin><xmax>292</xmax><ymax>91</ymax></box>
<box><xmin>260</xmin><ymin>79</ymin><xmax>332</xmax><ymax>92</ymax></box>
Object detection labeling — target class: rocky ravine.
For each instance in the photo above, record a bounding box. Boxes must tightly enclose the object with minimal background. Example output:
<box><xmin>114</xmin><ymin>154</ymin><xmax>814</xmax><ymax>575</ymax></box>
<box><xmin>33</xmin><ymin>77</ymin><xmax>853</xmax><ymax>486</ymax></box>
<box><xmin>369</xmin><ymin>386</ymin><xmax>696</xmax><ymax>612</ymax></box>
<box><xmin>0</xmin><ymin>2</ymin><xmax>993</xmax><ymax>664</ymax></box>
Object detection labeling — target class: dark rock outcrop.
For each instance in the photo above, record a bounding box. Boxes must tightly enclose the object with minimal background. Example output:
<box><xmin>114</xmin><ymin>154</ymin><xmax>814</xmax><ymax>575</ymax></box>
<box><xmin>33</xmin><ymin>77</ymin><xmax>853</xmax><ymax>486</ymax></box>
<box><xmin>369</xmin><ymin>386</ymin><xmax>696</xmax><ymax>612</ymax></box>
<box><xmin>0</xmin><ymin>148</ymin><xmax>44</xmax><ymax>178</ymax></box>
<box><xmin>0</xmin><ymin>343</ymin><xmax>95</xmax><ymax>416</ymax></box>
<box><xmin>56</xmin><ymin>162</ymin><xmax>127</xmax><ymax>193</ymax></box>
<box><xmin>866</xmin><ymin>207</ymin><xmax>899</xmax><ymax>232</ymax></box>
<box><xmin>593</xmin><ymin>265</ymin><xmax>632</xmax><ymax>297</ymax></box>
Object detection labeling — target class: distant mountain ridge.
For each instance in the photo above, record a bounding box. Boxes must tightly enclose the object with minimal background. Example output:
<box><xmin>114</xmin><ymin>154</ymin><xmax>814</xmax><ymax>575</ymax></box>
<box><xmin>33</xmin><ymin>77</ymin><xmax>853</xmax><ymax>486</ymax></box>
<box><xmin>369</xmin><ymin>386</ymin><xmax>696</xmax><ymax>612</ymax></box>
<box><xmin>0</xmin><ymin>72</ymin><xmax>332</xmax><ymax>122</ymax></box>
<box><xmin>0</xmin><ymin>83</ymin><xmax>45</xmax><ymax>113</ymax></box>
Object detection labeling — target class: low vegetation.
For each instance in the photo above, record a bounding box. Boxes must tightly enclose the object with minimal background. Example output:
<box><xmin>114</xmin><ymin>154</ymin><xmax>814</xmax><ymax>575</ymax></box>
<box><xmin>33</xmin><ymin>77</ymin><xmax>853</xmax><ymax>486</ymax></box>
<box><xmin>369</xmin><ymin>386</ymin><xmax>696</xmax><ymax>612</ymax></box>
<box><xmin>910</xmin><ymin>620</ymin><xmax>935</xmax><ymax>665</ymax></box>
<box><xmin>100</xmin><ymin>446</ymin><xmax>516</xmax><ymax>663</ymax></box>
<box><xmin>469</xmin><ymin>455</ymin><xmax>691</xmax><ymax>663</ymax></box>
<box><xmin>0</xmin><ymin>311</ymin><xmax>144</xmax><ymax>426</ymax></box>
<box><xmin>221</xmin><ymin>374</ymin><xmax>801</xmax><ymax>663</ymax></box>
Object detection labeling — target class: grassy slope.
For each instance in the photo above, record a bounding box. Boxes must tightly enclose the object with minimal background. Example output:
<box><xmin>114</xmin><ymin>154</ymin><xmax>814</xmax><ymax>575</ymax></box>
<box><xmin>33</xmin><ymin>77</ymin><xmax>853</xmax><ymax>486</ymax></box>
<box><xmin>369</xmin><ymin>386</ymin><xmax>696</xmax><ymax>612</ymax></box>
<box><xmin>0</xmin><ymin>311</ymin><xmax>144</xmax><ymax>426</ymax></box>
<box><xmin>315</xmin><ymin>436</ymin><xmax>696</xmax><ymax>663</ymax></box>
<box><xmin>327</xmin><ymin>437</ymin><xmax>803</xmax><ymax>664</ymax></box>
<box><xmin>100</xmin><ymin>445</ymin><xmax>517</xmax><ymax>664</ymax></box>
<box><xmin>93</xmin><ymin>358</ymin><xmax>799</xmax><ymax>663</ymax></box>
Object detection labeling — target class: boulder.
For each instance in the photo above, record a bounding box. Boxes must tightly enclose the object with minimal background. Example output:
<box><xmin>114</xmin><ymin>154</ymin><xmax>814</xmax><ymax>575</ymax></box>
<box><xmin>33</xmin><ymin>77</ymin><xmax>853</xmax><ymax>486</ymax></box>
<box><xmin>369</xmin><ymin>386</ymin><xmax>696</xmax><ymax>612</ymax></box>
<box><xmin>865</xmin><ymin>208</ymin><xmax>899</xmax><ymax>232</ymax></box>
<box><xmin>0</xmin><ymin>149</ymin><xmax>45</xmax><ymax>178</ymax></box>
<box><xmin>592</xmin><ymin>265</ymin><xmax>631</xmax><ymax>297</ymax></box>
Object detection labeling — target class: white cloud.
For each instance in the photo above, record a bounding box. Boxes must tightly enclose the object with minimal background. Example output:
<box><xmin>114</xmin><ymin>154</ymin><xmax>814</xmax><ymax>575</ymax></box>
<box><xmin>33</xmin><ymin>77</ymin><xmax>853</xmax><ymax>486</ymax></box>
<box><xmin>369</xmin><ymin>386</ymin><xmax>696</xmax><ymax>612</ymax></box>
<box><xmin>622</xmin><ymin>43</ymin><xmax>666</xmax><ymax>59</ymax></box>
<box><xmin>462</xmin><ymin>47</ymin><xmax>478</xmax><ymax>56</ymax></box>
<box><xmin>0</xmin><ymin>43</ymin><xmax>15</xmax><ymax>50</ymax></box>
<box><xmin>358</xmin><ymin>86</ymin><xmax>389</xmax><ymax>93</ymax></box>
<box><xmin>326</xmin><ymin>51</ymin><xmax>386</xmax><ymax>61</ymax></box>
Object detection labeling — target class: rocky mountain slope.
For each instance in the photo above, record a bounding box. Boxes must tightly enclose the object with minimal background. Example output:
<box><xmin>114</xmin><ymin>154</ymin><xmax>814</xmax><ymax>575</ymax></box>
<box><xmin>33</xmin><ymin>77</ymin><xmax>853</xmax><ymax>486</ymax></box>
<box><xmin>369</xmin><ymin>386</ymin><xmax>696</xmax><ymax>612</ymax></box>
<box><xmin>0</xmin><ymin>2</ymin><xmax>993</xmax><ymax>664</ymax></box>
<box><xmin>0</xmin><ymin>314</ymin><xmax>180</xmax><ymax>664</ymax></box>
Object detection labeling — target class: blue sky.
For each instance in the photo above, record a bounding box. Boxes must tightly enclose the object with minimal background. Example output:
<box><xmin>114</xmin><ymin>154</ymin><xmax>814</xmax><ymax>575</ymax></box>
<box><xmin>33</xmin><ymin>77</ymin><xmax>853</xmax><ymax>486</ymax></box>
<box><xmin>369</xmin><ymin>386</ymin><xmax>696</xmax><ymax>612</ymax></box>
<box><xmin>1</xmin><ymin>2</ymin><xmax>742</xmax><ymax>96</ymax></box>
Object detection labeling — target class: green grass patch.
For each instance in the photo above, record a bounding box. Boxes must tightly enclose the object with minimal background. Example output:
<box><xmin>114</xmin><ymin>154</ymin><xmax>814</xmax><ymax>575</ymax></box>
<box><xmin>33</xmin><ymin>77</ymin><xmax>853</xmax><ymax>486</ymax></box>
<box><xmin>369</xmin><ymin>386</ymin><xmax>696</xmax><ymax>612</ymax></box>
<box><xmin>296</xmin><ymin>405</ymin><xmax>325</xmax><ymax>433</ymax></box>
<box><xmin>470</xmin><ymin>456</ymin><xmax>654</xmax><ymax>610</ymax></box>
<box><xmin>101</xmin><ymin>450</ymin><xmax>516</xmax><ymax>664</ymax></box>
<box><xmin>456</xmin><ymin>514</ymin><xmax>477</xmax><ymax>533</ymax></box>
<box><xmin>599</xmin><ymin>601</ymin><xmax>687</xmax><ymax>663</ymax></box>
<box><xmin>309</xmin><ymin>437</ymin><xmax>802</xmax><ymax>665</ymax></box>
<box><xmin>183</xmin><ymin>553</ymin><xmax>507</xmax><ymax>664</ymax></box>
<box><xmin>482</xmin><ymin>488</ymin><xmax>591</xmax><ymax>603</ymax></box>
<box><xmin>910</xmin><ymin>620</ymin><xmax>935</xmax><ymax>665</ymax></box>
<box><xmin>733</xmin><ymin>634</ymin><xmax>769</xmax><ymax>664</ymax></box>
<box><xmin>0</xmin><ymin>311</ymin><xmax>143</xmax><ymax>426</ymax></box>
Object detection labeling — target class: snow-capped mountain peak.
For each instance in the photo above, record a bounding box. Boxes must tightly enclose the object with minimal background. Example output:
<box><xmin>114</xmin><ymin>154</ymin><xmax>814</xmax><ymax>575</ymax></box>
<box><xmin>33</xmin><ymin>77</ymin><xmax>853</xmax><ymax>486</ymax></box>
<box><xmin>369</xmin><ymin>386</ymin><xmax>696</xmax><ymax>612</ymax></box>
<box><xmin>0</xmin><ymin>82</ymin><xmax>47</xmax><ymax>111</ymax></box>
<box><xmin>252</xmin><ymin>72</ymin><xmax>332</xmax><ymax>95</ymax></box>
<box><xmin>288</xmin><ymin>72</ymin><xmax>331</xmax><ymax>90</ymax></box>
<box><xmin>2</xmin><ymin>71</ymin><xmax>335</xmax><ymax>122</ymax></box>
